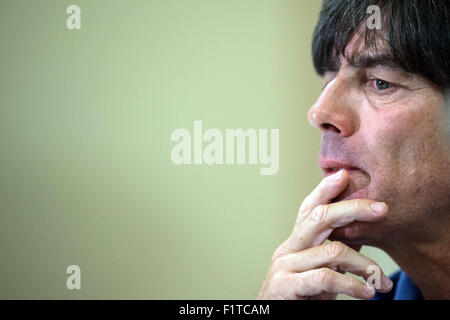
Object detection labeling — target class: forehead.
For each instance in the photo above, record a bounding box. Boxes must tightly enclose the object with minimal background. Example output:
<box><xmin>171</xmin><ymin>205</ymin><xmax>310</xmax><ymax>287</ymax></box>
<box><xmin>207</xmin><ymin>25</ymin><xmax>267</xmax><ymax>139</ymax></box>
<box><xmin>333</xmin><ymin>29</ymin><xmax>400</xmax><ymax>71</ymax></box>
<box><xmin>344</xmin><ymin>30</ymin><xmax>371</xmax><ymax>57</ymax></box>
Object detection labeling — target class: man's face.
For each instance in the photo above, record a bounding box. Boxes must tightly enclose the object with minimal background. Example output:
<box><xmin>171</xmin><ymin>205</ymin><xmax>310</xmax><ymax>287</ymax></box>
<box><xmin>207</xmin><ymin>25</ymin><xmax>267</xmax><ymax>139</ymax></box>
<box><xmin>308</xmin><ymin>32</ymin><xmax>450</xmax><ymax>246</ymax></box>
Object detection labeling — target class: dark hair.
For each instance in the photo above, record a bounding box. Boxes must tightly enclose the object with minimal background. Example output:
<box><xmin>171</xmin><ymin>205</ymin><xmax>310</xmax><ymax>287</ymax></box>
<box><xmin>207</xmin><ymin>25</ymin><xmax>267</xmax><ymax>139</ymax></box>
<box><xmin>312</xmin><ymin>0</ymin><xmax>450</xmax><ymax>90</ymax></box>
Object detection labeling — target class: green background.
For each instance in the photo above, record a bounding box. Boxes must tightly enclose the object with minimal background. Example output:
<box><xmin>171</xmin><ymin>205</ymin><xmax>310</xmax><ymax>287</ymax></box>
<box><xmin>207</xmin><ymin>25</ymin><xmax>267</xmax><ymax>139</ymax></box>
<box><xmin>0</xmin><ymin>0</ymin><xmax>397</xmax><ymax>299</ymax></box>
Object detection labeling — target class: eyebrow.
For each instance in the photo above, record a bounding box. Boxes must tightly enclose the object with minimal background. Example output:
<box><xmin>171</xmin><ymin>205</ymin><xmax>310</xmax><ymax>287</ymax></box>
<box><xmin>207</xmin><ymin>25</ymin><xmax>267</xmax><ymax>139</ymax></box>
<box><xmin>322</xmin><ymin>53</ymin><xmax>406</xmax><ymax>76</ymax></box>
<box><xmin>346</xmin><ymin>53</ymin><xmax>401</xmax><ymax>69</ymax></box>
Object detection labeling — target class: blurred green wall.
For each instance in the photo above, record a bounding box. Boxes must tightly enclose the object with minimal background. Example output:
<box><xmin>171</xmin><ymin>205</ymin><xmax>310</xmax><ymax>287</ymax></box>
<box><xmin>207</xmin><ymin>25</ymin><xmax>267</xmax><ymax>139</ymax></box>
<box><xmin>0</xmin><ymin>0</ymin><xmax>397</xmax><ymax>299</ymax></box>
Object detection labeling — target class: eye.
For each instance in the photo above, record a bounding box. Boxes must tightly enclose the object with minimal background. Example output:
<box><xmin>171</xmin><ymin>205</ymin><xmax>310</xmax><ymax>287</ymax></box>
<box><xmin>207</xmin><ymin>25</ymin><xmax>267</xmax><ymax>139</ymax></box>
<box><xmin>371</xmin><ymin>79</ymin><xmax>392</xmax><ymax>90</ymax></box>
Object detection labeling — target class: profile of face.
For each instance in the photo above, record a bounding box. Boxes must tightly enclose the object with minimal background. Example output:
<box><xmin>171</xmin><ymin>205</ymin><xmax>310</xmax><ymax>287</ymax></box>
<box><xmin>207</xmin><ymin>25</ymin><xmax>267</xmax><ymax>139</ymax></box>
<box><xmin>308</xmin><ymin>31</ymin><xmax>450</xmax><ymax>247</ymax></box>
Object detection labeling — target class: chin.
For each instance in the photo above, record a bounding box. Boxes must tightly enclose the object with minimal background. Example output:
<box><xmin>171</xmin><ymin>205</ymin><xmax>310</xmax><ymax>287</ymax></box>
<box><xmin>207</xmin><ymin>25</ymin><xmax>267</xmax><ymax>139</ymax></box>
<box><xmin>329</xmin><ymin>175</ymin><xmax>398</xmax><ymax>246</ymax></box>
<box><xmin>329</xmin><ymin>219</ymin><xmax>389</xmax><ymax>247</ymax></box>
<box><xmin>329</xmin><ymin>186</ymin><xmax>390</xmax><ymax>246</ymax></box>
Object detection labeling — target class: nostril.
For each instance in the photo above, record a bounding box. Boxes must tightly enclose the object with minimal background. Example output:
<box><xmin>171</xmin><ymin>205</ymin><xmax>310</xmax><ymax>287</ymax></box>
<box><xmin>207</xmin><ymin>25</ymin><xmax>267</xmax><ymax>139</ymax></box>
<box><xmin>322</xmin><ymin>123</ymin><xmax>341</xmax><ymax>134</ymax></box>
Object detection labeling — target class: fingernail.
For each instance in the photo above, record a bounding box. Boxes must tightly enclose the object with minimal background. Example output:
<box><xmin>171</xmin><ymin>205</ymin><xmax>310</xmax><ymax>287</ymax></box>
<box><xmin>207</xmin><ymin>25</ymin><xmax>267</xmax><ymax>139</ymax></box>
<box><xmin>370</xmin><ymin>202</ymin><xmax>386</xmax><ymax>214</ymax></box>
<box><xmin>382</xmin><ymin>275</ymin><xmax>393</xmax><ymax>290</ymax></box>
<box><xmin>331</xmin><ymin>169</ymin><xmax>343</xmax><ymax>181</ymax></box>
<box><xmin>364</xmin><ymin>283</ymin><xmax>375</xmax><ymax>297</ymax></box>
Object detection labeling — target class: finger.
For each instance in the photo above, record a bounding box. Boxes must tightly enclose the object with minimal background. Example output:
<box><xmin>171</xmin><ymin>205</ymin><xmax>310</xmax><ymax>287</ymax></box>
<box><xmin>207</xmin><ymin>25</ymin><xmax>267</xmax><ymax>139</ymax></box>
<box><xmin>274</xmin><ymin>241</ymin><xmax>393</xmax><ymax>293</ymax></box>
<box><xmin>296</xmin><ymin>199</ymin><xmax>388</xmax><ymax>248</ymax></box>
<box><xmin>295</xmin><ymin>169</ymin><xmax>349</xmax><ymax>225</ymax></box>
<box><xmin>281</xmin><ymin>170</ymin><xmax>349</xmax><ymax>253</ymax></box>
<box><xmin>292</xmin><ymin>267</ymin><xmax>375</xmax><ymax>300</ymax></box>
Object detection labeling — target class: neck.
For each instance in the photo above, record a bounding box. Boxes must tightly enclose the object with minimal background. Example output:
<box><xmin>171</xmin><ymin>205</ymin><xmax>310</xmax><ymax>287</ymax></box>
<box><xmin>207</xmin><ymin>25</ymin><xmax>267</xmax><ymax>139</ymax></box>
<box><xmin>382</xmin><ymin>210</ymin><xmax>450</xmax><ymax>300</ymax></box>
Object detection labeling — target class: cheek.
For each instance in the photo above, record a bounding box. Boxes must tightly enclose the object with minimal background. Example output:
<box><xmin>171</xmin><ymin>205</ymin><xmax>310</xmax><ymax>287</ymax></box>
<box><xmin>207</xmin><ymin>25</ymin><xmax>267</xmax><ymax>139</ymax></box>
<box><xmin>364</xmin><ymin>113</ymin><xmax>404</xmax><ymax>166</ymax></box>
<box><xmin>363</xmin><ymin>101</ymin><xmax>446</xmax><ymax>195</ymax></box>
<box><xmin>362</xmin><ymin>110</ymin><xmax>430</xmax><ymax>186</ymax></box>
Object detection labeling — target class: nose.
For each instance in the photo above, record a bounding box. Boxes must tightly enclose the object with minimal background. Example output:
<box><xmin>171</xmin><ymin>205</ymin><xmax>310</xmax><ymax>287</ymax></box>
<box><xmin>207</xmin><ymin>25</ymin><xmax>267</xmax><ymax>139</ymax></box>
<box><xmin>308</xmin><ymin>77</ymin><xmax>359</xmax><ymax>137</ymax></box>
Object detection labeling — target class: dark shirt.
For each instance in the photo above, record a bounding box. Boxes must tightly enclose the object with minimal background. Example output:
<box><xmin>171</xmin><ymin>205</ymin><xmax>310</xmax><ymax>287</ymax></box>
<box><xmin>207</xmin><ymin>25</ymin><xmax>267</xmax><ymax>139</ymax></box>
<box><xmin>372</xmin><ymin>270</ymin><xmax>423</xmax><ymax>300</ymax></box>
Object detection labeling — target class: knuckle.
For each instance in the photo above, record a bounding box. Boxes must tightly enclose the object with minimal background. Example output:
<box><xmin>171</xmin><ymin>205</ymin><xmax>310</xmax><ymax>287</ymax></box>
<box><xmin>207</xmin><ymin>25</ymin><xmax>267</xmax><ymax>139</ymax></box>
<box><xmin>352</xmin><ymin>199</ymin><xmax>364</xmax><ymax>210</ymax></box>
<box><xmin>296</xmin><ymin>204</ymin><xmax>309</xmax><ymax>226</ymax></box>
<box><xmin>343</xmin><ymin>275</ymin><xmax>357</xmax><ymax>290</ymax></box>
<box><xmin>271</xmin><ymin>270</ymin><xmax>286</xmax><ymax>282</ymax></box>
<box><xmin>311</xmin><ymin>267</ymin><xmax>332</xmax><ymax>284</ymax></box>
<box><xmin>271</xmin><ymin>240</ymin><xmax>295</xmax><ymax>262</ymax></box>
<box><xmin>310</xmin><ymin>204</ymin><xmax>329</xmax><ymax>224</ymax></box>
<box><xmin>273</xmin><ymin>273</ymin><xmax>296</xmax><ymax>300</ymax></box>
<box><xmin>271</xmin><ymin>255</ymin><xmax>289</xmax><ymax>271</ymax></box>
<box><xmin>325</xmin><ymin>241</ymin><xmax>347</xmax><ymax>259</ymax></box>
<box><xmin>271</xmin><ymin>250</ymin><xmax>284</xmax><ymax>264</ymax></box>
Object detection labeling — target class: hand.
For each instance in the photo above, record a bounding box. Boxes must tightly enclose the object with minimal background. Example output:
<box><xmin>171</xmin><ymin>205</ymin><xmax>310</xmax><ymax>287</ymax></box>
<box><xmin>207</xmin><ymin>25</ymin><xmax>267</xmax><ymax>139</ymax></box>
<box><xmin>257</xmin><ymin>169</ymin><xmax>393</xmax><ymax>300</ymax></box>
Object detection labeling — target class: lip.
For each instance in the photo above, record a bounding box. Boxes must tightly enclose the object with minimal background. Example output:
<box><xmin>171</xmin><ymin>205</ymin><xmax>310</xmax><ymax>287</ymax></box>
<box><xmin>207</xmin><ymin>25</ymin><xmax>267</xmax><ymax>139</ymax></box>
<box><xmin>319</xmin><ymin>158</ymin><xmax>363</xmax><ymax>177</ymax></box>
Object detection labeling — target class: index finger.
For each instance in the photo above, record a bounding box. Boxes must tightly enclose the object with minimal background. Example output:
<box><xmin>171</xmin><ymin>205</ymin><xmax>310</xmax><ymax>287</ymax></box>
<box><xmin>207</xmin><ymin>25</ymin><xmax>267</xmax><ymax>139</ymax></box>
<box><xmin>296</xmin><ymin>199</ymin><xmax>388</xmax><ymax>249</ymax></box>
<box><xmin>295</xmin><ymin>169</ymin><xmax>349</xmax><ymax>226</ymax></box>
